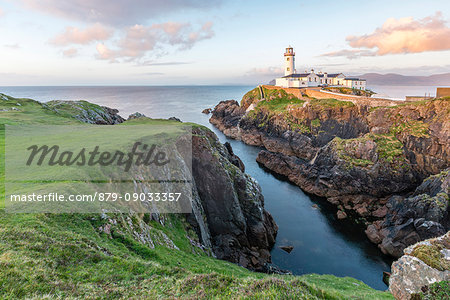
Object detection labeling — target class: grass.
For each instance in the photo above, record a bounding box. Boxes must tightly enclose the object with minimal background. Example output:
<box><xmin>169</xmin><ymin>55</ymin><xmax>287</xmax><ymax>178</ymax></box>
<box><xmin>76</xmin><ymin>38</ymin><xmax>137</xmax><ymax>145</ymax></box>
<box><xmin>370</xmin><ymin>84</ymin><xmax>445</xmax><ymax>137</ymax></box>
<box><xmin>332</xmin><ymin>133</ymin><xmax>406</xmax><ymax>169</ymax></box>
<box><xmin>240</xmin><ymin>87</ymin><xmax>261</xmax><ymax>108</ymax></box>
<box><xmin>0</xmin><ymin>212</ymin><xmax>394</xmax><ymax>299</ymax></box>
<box><xmin>413</xmin><ymin>281</ymin><xmax>450</xmax><ymax>299</ymax></box>
<box><xmin>243</xmin><ymin>88</ymin><xmax>361</xmax><ymax>135</ymax></box>
<box><xmin>257</xmin><ymin>87</ymin><xmax>305</xmax><ymax>112</ymax></box>
<box><xmin>0</xmin><ymin>93</ymin><xmax>394</xmax><ymax>299</ymax></box>
<box><xmin>370</xmin><ymin>133</ymin><xmax>405</xmax><ymax>164</ymax></box>
<box><xmin>245</xmin><ymin>88</ymin><xmax>310</xmax><ymax>133</ymax></box>
<box><xmin>311</xmin><ymin>118</ymin><xmax>321</xmax><ymax>128</ymax></box>
<box><xmin>322</xmin><ymin>87</ymin><xmax>374</xmax><ymax>97</ymax></box>
<box><xmin>332</xmin><ymin>137</ymin><xmax>374</xmax><ymax>169</ymax></box>
<box><xmin>309</xmin><ymin>98</ymin><xmax>355</xmax><ymax>109</ymax></box>
<box><xmin>409</xmin><ymin>234</ymin><xmax>450</xmax><ymax>271</ymax></box>
<box><xmin>390</xmin><ymin>120</ymin><xmax>430</xmax><ymax>138</ymax></box>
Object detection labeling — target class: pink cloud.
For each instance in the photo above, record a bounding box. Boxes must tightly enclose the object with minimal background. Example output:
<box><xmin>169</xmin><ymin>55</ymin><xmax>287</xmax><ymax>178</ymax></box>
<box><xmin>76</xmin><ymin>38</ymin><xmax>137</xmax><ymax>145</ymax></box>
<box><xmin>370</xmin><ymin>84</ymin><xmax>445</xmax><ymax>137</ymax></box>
<box><xmin>320</xmin><ymin>49</ymin><xmax>377</xmax><ymax>59</ymax></box>
<box><xmin>347</xmin><ymin>12</ymin><xmax>450</xmax><ymax>55</ymax></box>
<box><xmin>96</xmin><ymin>21</ymin><xmax>214</xmax><ymax>63</ymax></box>
<box><xmin>62</xmin><ymin>48</ymin><xmax>78</xmax><ymax>58</ymax></box>
<box><xmin>322</xmin><ymin>12</ymin><xmax>450</xmax><ymax>59</ymax></box>
<box><xmin>0</xmin><ymin>8</ymin><xmax>3</xmax><ymax>17</ymax></box>
<box><xmin>96</xmin><ymin>43</ymin><xmax>118</xmax><ymax>62</ymax></box>
<box><xmin>50</xmin><ymin>23</ymin><xmax>113</xmax><ymax>46</ymax></box>
<box><xmin>17</xmin><ymin>0</ymin><xmax>222</xmax><ymax>25</ymax></box>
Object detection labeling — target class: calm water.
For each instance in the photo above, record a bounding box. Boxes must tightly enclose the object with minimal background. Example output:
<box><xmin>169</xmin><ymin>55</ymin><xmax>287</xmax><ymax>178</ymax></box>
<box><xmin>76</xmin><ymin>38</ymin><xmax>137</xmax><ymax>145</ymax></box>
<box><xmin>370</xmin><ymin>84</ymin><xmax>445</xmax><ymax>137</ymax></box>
<box><xmin>369</xmin><ymin>85</ymin><xmax>444</xmax><ymax>100</ymax></box>
<box><xmin>1</xmin><ymin>85</ymin><xmax>396</xmax><ymax>290</ymax></box>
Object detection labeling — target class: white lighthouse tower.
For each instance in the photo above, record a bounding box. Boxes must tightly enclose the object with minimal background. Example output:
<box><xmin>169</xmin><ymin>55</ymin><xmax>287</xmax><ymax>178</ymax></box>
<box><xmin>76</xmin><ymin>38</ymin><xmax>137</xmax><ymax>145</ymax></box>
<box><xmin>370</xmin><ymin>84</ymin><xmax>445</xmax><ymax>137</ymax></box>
<box><xmin>284</xmin><ymin>46</ymin><xmax>295</xmax><ymax>76</ymax></box>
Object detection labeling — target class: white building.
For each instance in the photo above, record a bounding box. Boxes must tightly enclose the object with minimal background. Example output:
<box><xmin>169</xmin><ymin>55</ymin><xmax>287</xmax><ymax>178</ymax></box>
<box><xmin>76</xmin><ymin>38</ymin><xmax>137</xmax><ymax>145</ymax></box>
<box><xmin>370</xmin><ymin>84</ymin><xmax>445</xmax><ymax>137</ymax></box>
<box><xmin>275</xmin><ymin>46</ymin><xmax>366</xmax><ymax>90</ymax></box>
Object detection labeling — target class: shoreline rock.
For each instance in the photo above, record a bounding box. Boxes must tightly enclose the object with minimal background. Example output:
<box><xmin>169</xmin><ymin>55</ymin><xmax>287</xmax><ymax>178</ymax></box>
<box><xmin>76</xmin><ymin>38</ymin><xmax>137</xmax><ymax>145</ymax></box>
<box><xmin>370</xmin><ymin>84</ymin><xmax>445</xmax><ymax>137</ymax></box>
<box><xmin>190</xmin><ymin>127</ymin><xmax>278</xmax><ymax>271</ymax></box>
<box><xmin>389</xmin><ymin>232</ymin><xmax>450</xmax><ymax>299</ymax></box>
<box><xmin>209</xmin><ymin>89</ymin><xmax>449</xmax><ymax>258</ymax></box>
<box><xmin>202</xmin><ymin>108</ymin><xmax>212</xmax><ymax>114</ymax></box>
<box><xmin>366</xmin><ymin>169</ymin><xmax>449</xmax><ymax>257</ymax></box>
<box><xmin>279</xmin><ymin>245</ymin><xmax>294</xmax><ymax>253</ymax></box>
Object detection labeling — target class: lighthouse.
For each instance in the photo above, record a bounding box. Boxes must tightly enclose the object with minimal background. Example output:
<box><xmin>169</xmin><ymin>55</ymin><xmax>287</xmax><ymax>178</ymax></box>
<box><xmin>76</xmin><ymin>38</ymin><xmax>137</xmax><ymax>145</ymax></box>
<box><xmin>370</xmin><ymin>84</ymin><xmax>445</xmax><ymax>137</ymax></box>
<box><xmin>284</xmin><ymin>46</ymin><xmax>295</xmax><ymax>76</ymax></box>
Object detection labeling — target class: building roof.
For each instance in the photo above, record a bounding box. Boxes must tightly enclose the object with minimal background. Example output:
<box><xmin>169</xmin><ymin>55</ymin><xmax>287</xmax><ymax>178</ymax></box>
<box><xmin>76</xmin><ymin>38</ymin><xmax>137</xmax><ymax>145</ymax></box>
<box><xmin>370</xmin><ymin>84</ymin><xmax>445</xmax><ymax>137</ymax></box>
<box><xmin>282</xmin><ymin>72</ymin><xmax>358</xmax><ymax>80</ymax></box>
<box><xmin>344</xmin><ymin>77</ymin><xmax>366</xmax><ymax>81</ymax></box>
<box><xmin>326</xmin><ymin>73</ymin><xmax>344</xmax><ymax>78</ymax></box>
<box><xmin>282</xmin><ymin>73</ymin><xmax>311</xmax><ymax>78</ymax></box>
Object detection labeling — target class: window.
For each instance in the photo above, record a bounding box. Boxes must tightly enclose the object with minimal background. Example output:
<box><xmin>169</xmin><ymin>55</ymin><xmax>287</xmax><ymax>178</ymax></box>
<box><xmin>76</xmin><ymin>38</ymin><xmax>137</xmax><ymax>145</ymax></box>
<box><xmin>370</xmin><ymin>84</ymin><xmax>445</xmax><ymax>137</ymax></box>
<box><xmin>309</xmin><ymin>77</ymin><xmax>311</xmax><ymax>82</ymax></box>
<box><xmin>287</xmin><ymin>68</ymin><xmax>290</xmax><ymax>71</ymax></box>
<box><xmin>287</xmin><ymin>57</ymin><xmax>290</xmax><ymax>61</ymax></box>
<box><xmin>314</xmin><ymin>77</ymin><xmax>317</xmax><ymax>82</ymax></box>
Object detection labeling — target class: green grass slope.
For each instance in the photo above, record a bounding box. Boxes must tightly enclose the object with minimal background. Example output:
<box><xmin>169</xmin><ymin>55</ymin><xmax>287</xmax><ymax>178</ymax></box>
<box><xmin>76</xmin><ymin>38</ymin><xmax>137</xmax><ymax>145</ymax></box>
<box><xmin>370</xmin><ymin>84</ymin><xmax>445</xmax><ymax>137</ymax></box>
<box><xmin>0</xmin><ymin>94</ymin><xmax>393</xmax><ymax>299</ymax></box>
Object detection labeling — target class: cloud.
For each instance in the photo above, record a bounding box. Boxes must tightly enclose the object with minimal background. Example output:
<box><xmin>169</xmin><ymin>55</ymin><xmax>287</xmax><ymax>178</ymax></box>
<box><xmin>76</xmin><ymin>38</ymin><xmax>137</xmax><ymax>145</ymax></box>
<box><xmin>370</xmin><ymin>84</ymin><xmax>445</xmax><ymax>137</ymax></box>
<box><xmin>50</xmin><ymin>23</ymin><xmax>113</xmax><ymax>46</ymax></box>
<box><xmin>347</xmin><ymin>12</ymin><xmax>450</xmax><ymax>55</ymax></box>
<box><xmin>62</xmin><ymin>48</ymin><xmax>78</xmax><ymax>58</ymax></box>
<box><xmin>17</xmin><ymin>0</ymin><xmax>222</xmax><ymax>25</ymax></box>
<box><xmin>245</xmin><ymin>66</ymin><xmax>283</xmax><ymax>77</ymax></box>
<box><xmin>4</xmin><ymin>43</ymin><xmax>20</xmax><ymax>49</ymax></box>
<box><xmin>321</xmin><ymin>49</ymin><xmax>377</xmax><ymax>59</ymax></box>
<box><xmin>96</xmin><ymin>21</ymin><xmax>214</xmax><ymax>62</ymax></box>
<box><xmin>96</xmin><ymin>43</ymin><xmax>116</xmax><ymax>61</ymax></box>
<box><xmin>139</xmin><ymin>61</ymin><xmax>192</xmax><ymax>66</ymax></box>
<box><xmin>322</xmin><ymin>12</ymin><xmax>450</xmax><ymax>58</ymax></box>
<box><xmin>142</xmin><ymin>72</ymin><xmax>164</xmax><ymax>76</ymax></box>
<box><xmin>0</xmin><ymin>7</ymin><xmax>3</xmax><ymax>17</ymax></box>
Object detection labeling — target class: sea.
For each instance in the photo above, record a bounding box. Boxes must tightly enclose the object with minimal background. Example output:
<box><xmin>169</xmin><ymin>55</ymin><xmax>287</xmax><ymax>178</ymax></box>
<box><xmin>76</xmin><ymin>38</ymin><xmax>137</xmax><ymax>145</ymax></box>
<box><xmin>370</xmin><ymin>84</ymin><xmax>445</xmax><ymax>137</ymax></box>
<box><xmin>1</xmin><ymin>84</ymin><xmax>438</xmax><ymax>290</ymax></box>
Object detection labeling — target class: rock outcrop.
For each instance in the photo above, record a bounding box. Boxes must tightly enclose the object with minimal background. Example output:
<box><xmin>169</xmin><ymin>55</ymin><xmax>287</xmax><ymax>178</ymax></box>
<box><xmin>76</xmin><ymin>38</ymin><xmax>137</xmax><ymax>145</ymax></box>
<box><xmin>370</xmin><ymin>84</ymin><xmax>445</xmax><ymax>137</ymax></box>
<box><xmin>128</xmin><ymin>112</ymin><xmax>147</xmax><ymax>120</ymax></box>
<box><xmin>45</xmin><ymin>100</ymin><xmax>125</xmax><ymax>124</ymax></box>
<box><xmin>190</xmin><ymin>126</ymin><xmax>277</xmax><ymax>271</ymax></box>
<box><xmin>210</xmin><ymin>100</ymin><xmax>245</xmax><ymax>139</ymax></box>
<box><xmin>210</xmin><ymin>86</ymin><xmax>450</xmax><ymax>257</ymax></box>
<box><xmin>366</xmin><ymin>169</ymin><xmax>449</xmax><ymax>257</ymax></box>
<box><xmin>389</xmin><ymin>232</ymin><xmax>450</xmax><ymax>300</ymax></box>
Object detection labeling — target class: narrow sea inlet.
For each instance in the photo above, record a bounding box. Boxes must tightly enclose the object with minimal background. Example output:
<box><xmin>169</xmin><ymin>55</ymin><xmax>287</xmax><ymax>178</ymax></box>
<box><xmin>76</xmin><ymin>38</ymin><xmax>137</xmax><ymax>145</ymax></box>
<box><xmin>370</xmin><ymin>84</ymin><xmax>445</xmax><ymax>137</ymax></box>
<box><xmin>1</xmin><ymin>85</ymin><xmax>399</xmax><ymax>289</ymax></box>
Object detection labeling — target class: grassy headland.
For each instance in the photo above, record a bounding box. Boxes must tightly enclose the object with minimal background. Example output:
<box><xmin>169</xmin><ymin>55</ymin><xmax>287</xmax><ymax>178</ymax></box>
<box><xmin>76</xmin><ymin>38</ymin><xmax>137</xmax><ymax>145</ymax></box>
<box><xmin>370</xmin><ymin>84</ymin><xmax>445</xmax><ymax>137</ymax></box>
<box><xmin>0</xmin><ymin>93</ymin><xmax>393</xmax><ymax>299</ymax></box>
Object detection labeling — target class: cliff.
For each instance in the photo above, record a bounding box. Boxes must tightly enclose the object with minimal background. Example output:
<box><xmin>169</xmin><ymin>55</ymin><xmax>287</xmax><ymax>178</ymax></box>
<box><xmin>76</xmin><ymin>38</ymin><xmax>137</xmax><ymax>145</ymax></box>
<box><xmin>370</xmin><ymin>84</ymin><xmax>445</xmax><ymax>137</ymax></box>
<box><xmin>190</xmin><ymin>126</ymin><xmax>277</xmax><ymax>271</ymax></box>
<box><xmin>389</xmin><ymin>232</ymin><xmax>449</xmax><ymax>299</ymax></box>
<box><xmin>0</xmin><ymin>93</ymin><xmax>393</xmax><ymax>298</ymax></box>
<box><xmin>0</xmin><ymin>92</ymin><xmax>277</xmax><ymax>271</ymax></box>
<box><xmin>210</xmin><ymin>86</ymin><xmax>450</xmax><ymax>258</ymax></box>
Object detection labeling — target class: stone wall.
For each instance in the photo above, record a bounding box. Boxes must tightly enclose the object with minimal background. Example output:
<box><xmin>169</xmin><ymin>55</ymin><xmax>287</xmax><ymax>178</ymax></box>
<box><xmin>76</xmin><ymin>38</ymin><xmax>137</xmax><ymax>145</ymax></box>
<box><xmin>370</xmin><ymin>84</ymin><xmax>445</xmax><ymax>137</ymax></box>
<box><xmin>304</xmin><ymin>88</ymin><xmax>400</xmax><ymax>107</ymax></box>
<box><xmin>436</xmin><ymin>87</ymin><xmax>450</xmax><ymax>98</ymax></box>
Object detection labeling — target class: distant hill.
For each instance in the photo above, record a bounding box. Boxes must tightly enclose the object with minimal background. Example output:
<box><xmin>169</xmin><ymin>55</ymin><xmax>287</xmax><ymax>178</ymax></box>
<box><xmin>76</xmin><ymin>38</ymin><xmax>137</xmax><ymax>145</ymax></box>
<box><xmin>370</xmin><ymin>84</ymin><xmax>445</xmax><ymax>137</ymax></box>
<box><xmin>358</xmin><ymin>73</ymin><xmax>450</xmax><ymax>86</ymax></box>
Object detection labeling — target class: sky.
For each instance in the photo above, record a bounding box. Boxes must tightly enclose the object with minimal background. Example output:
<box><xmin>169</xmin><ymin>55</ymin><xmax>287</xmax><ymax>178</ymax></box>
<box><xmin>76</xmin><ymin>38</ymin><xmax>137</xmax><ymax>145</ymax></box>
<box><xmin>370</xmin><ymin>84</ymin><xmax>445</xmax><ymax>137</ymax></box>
<box><xmin>0</xmin><ymin>0</ymin><xmax>450</xmax><ymax>85</ymax></box>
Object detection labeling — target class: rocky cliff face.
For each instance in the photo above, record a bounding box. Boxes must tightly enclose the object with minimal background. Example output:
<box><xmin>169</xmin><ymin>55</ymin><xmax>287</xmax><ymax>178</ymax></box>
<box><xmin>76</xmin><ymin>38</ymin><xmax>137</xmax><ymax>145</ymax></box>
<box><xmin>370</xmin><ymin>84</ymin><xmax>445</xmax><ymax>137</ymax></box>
<box><xmin>366</xmin><ymin>169</ymin><xmax>449</xmax><ymax>258</ymax></box>
<box><xmin>45</xmin><ymin>100</ymin><xmax>125</xmax><ymax>124</ymax></box>
<box><xmin>389</xmin><ymin>232</ymin><xmax>450</xmax><ymax>299</ymax></box>
<box><xmin>210</xmin><ymin>87</ymin><xmax>449</xmax><ymax>257</ymax></box>
<box><xmin>40</xmin><ymin>99</ymin><xmax>278</xmax><ymax>271</ymax></box>
<box><xmin>189</xmin><ymin>126</ymin><xmax>277</xmax><ymax>271</ymax></box>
